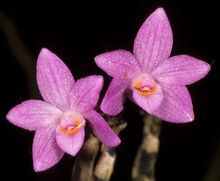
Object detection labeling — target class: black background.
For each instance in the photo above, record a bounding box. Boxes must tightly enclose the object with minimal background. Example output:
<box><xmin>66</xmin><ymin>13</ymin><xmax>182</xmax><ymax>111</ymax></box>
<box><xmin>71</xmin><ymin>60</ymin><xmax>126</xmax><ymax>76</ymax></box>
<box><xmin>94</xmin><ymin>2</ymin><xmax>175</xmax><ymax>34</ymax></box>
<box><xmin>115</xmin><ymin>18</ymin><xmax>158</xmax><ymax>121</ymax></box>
<box><xmin>0</xmin><ymin>1</ymin><xmax>218</xmax><ymax>181</ymax></box>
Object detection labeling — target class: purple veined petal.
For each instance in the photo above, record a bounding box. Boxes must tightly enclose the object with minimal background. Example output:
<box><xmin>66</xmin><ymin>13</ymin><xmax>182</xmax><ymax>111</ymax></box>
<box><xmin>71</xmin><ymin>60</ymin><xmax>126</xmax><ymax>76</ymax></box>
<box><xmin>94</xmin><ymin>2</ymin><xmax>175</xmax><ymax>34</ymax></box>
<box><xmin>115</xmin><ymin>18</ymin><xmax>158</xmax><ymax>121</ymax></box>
<box><xmin>95</xmin><ymin>50</ymin><xmax>141</xmax><ymax>80</ymax></box>
<box><xmin>56</xmin><ymin>124</ymin><xmax>85</xmax><ymax>156</ymax></box>
<box><xmin>69</xmin><ymin>75</ymin><xmax>103</xmax><ymax>112</ymax></box>
<box><xmin>133</xmin><ymin>8</ymin><xmax>173</xmax><ymax>72</ymax></box>
<box><xmin>84</xmin><ymin>109</ymin><xmax>121</xmax><ymax>147</ymax></box>
<box><xmin>6</xmin><ymin>100</ymin><xmax>62</xmax><ymax>131</ymax></box>
<box><xmin>37</xmin><ymin>48</ymin><xmax>75</xmax><ymax>111</ymax></box>
<box><xmin>33</xmin><ymin>121</ymin><xmax>64</xmax><ymax>172</ymax></box>
<box><xmin>132</xmin><ymin>82</ymin><xmax>164</xmax><ymax>114</ymax></box>
<box><xmin>101</xmin><ymin>78</ymin><xmax>129</xmax><ymax>116</ymax></box>
<box><xmin>151</xmin><ymin>55</ymin><xmax>211</xmax><ymax>85</ymax></box>
<box><xmin>152</xmin><ymin>84</ymin><xmax>194</xmax><ymax>123</ymax></box>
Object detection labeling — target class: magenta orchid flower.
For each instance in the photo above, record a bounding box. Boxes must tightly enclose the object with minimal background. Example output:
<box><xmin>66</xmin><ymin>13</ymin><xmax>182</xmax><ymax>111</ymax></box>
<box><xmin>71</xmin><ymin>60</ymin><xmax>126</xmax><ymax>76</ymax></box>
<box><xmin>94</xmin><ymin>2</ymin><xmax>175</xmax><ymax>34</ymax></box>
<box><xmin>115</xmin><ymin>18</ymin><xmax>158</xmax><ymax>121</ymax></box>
<box><xmin>6</xmin><ymin>48</ymin><xmax>120</xmax><ymax>172</ymax></box>
<box><xmin>95</xmin><ymin>8</ymin><xmax>210</xmax><ymax>123</ymax></box>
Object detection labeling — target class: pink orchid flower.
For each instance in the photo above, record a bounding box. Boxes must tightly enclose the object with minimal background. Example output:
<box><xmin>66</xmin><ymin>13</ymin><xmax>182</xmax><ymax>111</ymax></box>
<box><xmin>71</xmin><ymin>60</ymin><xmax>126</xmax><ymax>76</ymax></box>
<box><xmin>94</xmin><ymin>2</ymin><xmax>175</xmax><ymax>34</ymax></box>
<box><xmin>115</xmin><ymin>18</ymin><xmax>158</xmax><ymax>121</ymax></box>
<box><xmin>6</xmin><ymin>48</ymin><xmax>120</xmax><ymax>172</ymax></box>
<box><xmin>95</xmin><ymin>8</ymin><xmax>210</xmax><ymax>123</ymax></box>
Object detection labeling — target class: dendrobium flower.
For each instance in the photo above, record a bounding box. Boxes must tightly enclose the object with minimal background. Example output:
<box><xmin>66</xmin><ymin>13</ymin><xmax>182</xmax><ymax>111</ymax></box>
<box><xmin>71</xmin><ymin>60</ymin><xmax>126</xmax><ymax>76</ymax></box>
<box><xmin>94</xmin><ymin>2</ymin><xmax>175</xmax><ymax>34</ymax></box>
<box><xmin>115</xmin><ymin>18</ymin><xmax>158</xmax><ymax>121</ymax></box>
<box><xmin>6</xmin><ymin>48</ymin><xmax>120</xmax><ymax>172</ymax></box>
<box><xmin>95</xmin><ymin>8</ymin><xmax>210</xmax><ymax>123</ymax></box>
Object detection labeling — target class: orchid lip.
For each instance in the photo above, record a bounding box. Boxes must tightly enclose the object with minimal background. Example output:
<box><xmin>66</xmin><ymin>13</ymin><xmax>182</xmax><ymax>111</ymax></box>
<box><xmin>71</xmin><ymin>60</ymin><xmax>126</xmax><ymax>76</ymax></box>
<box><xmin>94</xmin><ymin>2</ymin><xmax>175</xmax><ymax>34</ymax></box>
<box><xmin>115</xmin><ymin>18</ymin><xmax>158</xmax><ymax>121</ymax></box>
<box><xmin>132</xmin><ymin>73</ymin><xmax>157</xmax><ymax>97</ymax></box>
<box><xmin>59</xmin><ymin>111</ymin><xmax>85</xmax><ymax>136</ymax></box>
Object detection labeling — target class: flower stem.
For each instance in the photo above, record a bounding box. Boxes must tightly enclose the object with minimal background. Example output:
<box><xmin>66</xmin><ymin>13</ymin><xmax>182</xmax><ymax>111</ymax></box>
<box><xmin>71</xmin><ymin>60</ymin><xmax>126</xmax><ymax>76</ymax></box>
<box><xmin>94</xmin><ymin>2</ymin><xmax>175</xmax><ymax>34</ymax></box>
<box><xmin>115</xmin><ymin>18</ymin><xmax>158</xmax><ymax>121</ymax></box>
<box><xmin>132</xmin><ymin>112</ymin><xmax>162</xmax><ymax>181</ymax></box>
<box><xmin>71</xmin><ymin>133</ymin><xmax>100</xmax><ymax>181</ymax></box>
<box><xmin>93</xmin><ymin>116</ymin><xmax>127</xmax><ymax>181</ymax></box>
<box><xmin>93</xmin><ymin>144</ymin><xmax>117</xmax><ymax>181</ymax></box>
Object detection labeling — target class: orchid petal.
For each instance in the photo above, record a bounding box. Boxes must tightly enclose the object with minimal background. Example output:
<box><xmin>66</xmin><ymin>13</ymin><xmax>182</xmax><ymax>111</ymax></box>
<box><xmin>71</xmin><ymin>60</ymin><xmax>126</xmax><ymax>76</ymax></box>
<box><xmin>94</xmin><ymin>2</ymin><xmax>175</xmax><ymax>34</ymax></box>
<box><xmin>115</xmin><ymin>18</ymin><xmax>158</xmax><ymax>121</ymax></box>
<box><xmin>133</xmin><ymin>8</ymin><xmax>173</xmax><ymax>72</ymax></box>
<box><xmin>132</xmin><ymin>82</ymin><xmax>164</xmax><ymax>114</ymax></box>
<box><xmin>37</xmin><ymin>48</ymin><xmax>75</xmax><ymax>111</ymax></box>
<box><xmin>101</xmin><ymin>78</ymin><xmax>129</xmax><ymax>116</ymax></box>
<box><xmin>84</xmin><ymin>109</ymin><xmax>121</xmax><ymax>147</ymax></box>
<box><xmin>6</xmin><ymin>100</ymin><xmax>62</xmax><ymax>131</ymax></box>
<box><xmin>95</xmin><ymin>50</ymin><xmax>140</xmax><ymax>80</ymax></box>
<box><xmin>151</xmin><ymin>55</ymin><xmax>211</xmax><ymax>85</ymax></box>
<box><xmin>33</xmin><ymin>121</ymin><xmax>64</xmax><ymax>172</ymax></box>
<box><xmin>69</xmin><ymin>75</ymin><xmax>103</xmax><ymax>112</ymax></box>
<box><xmin>56</xmin><ymin>125</ymin><xmax>85</xmax><ymax>156</ymax></box>
<box><xmin>152</xmin><ymin>84</ymin><xmax>194</xmax><ymax>123</ymax></box>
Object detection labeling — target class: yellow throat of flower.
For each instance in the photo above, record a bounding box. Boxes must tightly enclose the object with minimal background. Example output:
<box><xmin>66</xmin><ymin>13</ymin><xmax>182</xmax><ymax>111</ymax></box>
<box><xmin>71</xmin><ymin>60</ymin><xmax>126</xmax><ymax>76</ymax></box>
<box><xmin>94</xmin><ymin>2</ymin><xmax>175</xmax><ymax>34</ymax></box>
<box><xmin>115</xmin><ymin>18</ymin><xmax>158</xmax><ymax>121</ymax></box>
<box><xmin>59</xmin><ymin>111</ymin><xmax>84</xmax><ymax>136</ymax></box>
<box><xmin>133</xmin><ymin>79</ymin><xmax>157</xmax><ymax>97</ymax></box>
<box><xmin>60</xmin><ymin>119</ymin><xmax>83</xmax><ymax>136</ymax></box>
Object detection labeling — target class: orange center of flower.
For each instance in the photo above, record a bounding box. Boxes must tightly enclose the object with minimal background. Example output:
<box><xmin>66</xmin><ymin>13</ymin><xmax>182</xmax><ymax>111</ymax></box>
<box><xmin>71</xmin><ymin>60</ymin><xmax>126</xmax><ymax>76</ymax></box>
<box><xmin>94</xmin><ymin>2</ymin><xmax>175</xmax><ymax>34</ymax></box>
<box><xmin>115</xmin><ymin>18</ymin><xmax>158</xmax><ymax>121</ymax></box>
<box><xmin>132</xmin><ymin>73</ymin><xmax>157</xmax><ymax>97</ymax></box>
<box><xmin>59</xmin><ymin>111</ymin><xmax>84</xmax><ymax>136</ymax></box>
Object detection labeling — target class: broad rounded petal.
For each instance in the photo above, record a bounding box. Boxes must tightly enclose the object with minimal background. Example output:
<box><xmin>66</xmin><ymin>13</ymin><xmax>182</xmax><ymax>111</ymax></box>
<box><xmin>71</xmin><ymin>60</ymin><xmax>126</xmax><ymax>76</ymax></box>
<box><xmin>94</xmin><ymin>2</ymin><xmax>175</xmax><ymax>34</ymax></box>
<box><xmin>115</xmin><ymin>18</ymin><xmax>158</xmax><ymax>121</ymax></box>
<box><xmin>133</xmin><ymin>8</ymin><xmax>173</xmax><ymax>72</ymax></box>
<box><xmin>101</xmin><ymin>78</ymin><xmax>129</xmax><ymax>116</ymax></box>
<box><xmin>33</xmin><ymin>121</ymin><xmax>64</xmax><ymax>172</ymax></box>
<box><xmin>152</xmin><ymin>84</ymin><xmax>194</xmax><ymax>123</ymax></box>
<box><xmin>151</xmin><ymin>55</ymin><xmax>211</xmax><ymax>85</ymax></box>
<box><xmin>132</xmin><ymin>83</ymin><xmax>164</xmax><ymax>114</ymax></box>
<box><xmin>84</xmin><ymin>109</ymin><xmax>121</xmax><ymax>147</ymax></box>
<box><xmin>37</xmin><ymin>48</ymin><xmax>75</xmax><ymax>111</ymax></box>
<box><xmin>95</xmin><ymin>50</ymin><xmax>141</xmax><ymax>80</ymax></box>
<box><xmin>69</xmin><ymin>75</ymin><xmax>103</xmax><ymax>112</ymax></box>
<box><xmin>6</xmin><ymin>100</ymin><xmax>62</xmax><ymax>131</ymax></box>
<box><xmin>56</xmin><ymin>125</ymin><xmax>85</xmax><ymax>156</ymax></box>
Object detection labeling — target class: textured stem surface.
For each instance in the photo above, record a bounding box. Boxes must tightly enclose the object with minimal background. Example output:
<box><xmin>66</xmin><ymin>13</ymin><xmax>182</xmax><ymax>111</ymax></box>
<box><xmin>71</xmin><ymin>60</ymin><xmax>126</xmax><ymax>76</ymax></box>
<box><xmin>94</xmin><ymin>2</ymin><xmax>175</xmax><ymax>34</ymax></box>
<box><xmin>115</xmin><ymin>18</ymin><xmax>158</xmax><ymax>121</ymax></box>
<box><xmin>71</xmin><ymin>114</ymin><xmax>126</xmax><ymax>181</ymax></box>
<box><xmin>93</xmin><ymin>116</ymin><xmax>127</xmax><ymax>181</ymax></box>
<box><xmin>132</xmin><ymin>112</ymin><xmax>162</xmax><ymax>181</ymax></box>
<box><xmin>71</xmin><ymin>134</ymin><xmax>100</xmax><ymax>181</ymax></box>
<box><xmin>93</xmin><ymin>145</ymin><xmax>117</xmax><ymax>181</ymax></box>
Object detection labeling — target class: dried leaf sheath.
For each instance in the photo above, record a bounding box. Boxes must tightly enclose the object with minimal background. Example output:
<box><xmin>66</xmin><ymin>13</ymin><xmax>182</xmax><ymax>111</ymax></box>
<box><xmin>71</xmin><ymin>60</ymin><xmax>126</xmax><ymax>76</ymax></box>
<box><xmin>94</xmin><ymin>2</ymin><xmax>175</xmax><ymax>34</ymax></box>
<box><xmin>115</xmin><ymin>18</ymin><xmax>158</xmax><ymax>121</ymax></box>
<box><xmin>132</xmin><ymin>112</ymin><xmax>161</xmax><ymax>181</ymax></box>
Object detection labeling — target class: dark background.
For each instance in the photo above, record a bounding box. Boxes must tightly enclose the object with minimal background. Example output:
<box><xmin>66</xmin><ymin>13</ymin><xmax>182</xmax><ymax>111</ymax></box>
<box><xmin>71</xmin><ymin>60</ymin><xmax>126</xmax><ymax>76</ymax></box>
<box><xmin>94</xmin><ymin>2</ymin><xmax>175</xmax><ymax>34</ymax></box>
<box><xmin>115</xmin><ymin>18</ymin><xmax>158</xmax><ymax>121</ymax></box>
<box><xmin>0</xmin><ymin>1</ymin><xmax>218</xmax><ymax>181</ymax></box>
